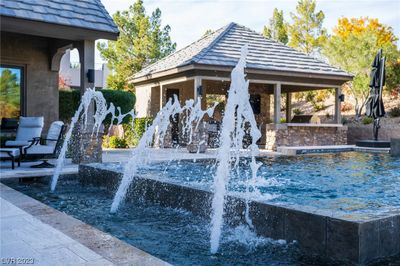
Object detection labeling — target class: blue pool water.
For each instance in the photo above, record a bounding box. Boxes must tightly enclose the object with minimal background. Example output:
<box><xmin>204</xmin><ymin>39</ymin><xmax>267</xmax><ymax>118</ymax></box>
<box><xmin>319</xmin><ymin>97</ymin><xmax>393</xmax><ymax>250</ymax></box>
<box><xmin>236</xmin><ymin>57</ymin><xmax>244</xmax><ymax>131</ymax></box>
<box><xmin>3</xmin><ymin>178</ymin><xmax>318</xmax><ymax>266</ymax></box>
<box><xmin>129</xmin><ymin>152</ymin><xmax>400</xmax><ymax>217</ymax></box>
<box><xmin>3</xmin><ymin>152</ymin><xmax>399</xmax><ymax>265</ymax></box>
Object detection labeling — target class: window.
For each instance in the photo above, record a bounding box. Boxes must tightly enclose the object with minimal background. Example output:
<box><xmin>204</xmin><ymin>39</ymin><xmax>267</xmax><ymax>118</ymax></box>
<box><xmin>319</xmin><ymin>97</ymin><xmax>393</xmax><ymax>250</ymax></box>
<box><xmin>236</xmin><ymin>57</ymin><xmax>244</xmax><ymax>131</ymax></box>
<box><xmin>0</xmin><ymin>65</ymin><xmax>24</xmax><ymax>121</ymax></box>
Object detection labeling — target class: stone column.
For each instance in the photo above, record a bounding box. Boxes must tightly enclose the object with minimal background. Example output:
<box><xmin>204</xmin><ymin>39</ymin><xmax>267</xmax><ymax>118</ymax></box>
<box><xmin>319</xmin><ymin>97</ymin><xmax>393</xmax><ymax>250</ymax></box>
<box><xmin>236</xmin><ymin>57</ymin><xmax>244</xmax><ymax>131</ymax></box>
<box><xmin>286</xmin><ymin>92</ymin><xmax>292</xmax><ymax>123</ymax></box>
<box><xmin>274</xmin><ymin>83</ymin><xmax>281</xmax><ymax>124</ymax></box>
<box><xmin>335</xmin><ymin>86</ymin><xmax>342</xmax><ymax>124</ymax></box>
<box><xmin>72</xmin><ymin>40</ymin><xmax>102</xmax><ymax>164</ymax></box>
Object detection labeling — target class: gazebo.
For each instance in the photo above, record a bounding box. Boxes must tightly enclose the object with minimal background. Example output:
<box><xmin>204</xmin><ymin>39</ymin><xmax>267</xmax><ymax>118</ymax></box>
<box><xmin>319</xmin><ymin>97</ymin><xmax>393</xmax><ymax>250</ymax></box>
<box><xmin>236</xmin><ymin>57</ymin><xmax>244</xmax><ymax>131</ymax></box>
<box><xmin>131</xmin><ymin>22</ymin><xmax>353</xmax><ymax>150</ymax></box>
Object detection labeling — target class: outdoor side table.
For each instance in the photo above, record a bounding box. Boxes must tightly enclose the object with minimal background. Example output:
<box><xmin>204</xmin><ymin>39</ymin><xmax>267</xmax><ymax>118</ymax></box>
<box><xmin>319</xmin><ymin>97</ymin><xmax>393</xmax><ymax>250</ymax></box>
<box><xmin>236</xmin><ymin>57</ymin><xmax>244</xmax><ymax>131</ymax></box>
<box><xmin>0</xmin><ymin>148</ymin><xmax>21</xmax><ymax>169</ymax></box>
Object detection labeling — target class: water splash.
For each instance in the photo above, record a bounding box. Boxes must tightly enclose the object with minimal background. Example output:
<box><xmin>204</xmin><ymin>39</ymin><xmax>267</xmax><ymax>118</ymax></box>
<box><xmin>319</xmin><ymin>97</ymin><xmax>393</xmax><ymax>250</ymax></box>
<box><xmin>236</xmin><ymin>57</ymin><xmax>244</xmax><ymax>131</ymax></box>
<box><xmin>110</xmin><ymin>96</ymin><xmax>217</xmax><ymax>213</ymax></box>
<box><xmin>209</xmin><ymin>44</ymin><xmax>262</xmax><ymax>254</ymax></box>
<box><xmin>51</xmin><ymin>88</ymin><xmax>135</xmax><ymax>192</ymax></box>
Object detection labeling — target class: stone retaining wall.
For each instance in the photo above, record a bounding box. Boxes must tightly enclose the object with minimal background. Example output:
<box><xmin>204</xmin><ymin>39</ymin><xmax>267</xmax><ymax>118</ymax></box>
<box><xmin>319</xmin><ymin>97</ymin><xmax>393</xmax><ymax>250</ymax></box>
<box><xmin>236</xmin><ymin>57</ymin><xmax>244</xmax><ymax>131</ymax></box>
<box><xmin>347</xmin><ymin>124</ymin><xmax>400</xmax><ymax>144</ymax></box>
<box><xmin>264</xmin><ymin>125</ymin><xmax>348</xmax><ymax>151</ymax></box>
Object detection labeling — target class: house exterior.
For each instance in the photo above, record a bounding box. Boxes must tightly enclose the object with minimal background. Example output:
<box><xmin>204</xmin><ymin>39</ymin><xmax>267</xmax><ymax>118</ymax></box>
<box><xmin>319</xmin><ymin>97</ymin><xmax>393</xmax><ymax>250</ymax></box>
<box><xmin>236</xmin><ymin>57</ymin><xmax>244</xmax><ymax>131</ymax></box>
<box><xmin>131</xmin><ymin>22</ymin><xmax>353</xmax><ymax>150</ymax></box>
<box><xmin>0</xmin><ymin>0</ymin><xmax>118</xmax><ymax>129</ymax></box>
<box><xmin>59</xmin><ymin>50</ymin><xmax>110</xmax><ymax>90</ymax></box>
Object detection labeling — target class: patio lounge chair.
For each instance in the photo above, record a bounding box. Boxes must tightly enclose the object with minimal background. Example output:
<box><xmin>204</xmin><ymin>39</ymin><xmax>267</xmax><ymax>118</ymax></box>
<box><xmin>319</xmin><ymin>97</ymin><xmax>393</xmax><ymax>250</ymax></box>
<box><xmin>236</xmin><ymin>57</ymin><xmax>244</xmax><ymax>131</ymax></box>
<box><xmin>24</xmin><ymin>121</ymin><xmax>64</xmax><ymax>168</ymax></box>
<box><xmin>5</xmin><ymin>117</ymin><xmax>44</xmax><ymax>153</ymax></box>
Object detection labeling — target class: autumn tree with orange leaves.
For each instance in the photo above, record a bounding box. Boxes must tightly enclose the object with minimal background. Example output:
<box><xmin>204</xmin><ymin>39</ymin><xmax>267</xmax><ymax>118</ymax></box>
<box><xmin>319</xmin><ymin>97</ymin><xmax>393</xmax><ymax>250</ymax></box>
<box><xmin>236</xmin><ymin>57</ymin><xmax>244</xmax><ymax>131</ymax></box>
<box><xmin>323</xmin><ymin>17</ymin><xmax>400</xmax><ymax>117</ymax></box>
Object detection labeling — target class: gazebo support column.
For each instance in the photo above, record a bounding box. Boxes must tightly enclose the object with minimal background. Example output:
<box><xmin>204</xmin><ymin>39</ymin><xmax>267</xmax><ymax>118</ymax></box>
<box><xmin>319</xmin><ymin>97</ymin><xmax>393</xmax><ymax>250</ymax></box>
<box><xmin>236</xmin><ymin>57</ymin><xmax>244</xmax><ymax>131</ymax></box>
<box><xmin>160</xmin><ymin>84</ymin><xmax>166</xmax><ymax>110</ymax></box>
<box><xmin>273</xmin><ymin>83</ymin><xmax>281</xmax><ymax>124</ymax></box>
<box><xmin>286</xmin><ymin>92</ymin><xmax>292</xmax><ymax>123</ymax></box>
<box><xmin>72</xmin><ymin>40</ymin><xmax>102</xmax><ymax>164</ymax></box>
<box><xmin>335</xmin><ymin>86</ymin><xmax>342</xmax><ymax>124</ymax></box>
<box><xmin>194</xmin><ymin>77</ymin><xmax>202</xmax><ymax>102</ymax></box>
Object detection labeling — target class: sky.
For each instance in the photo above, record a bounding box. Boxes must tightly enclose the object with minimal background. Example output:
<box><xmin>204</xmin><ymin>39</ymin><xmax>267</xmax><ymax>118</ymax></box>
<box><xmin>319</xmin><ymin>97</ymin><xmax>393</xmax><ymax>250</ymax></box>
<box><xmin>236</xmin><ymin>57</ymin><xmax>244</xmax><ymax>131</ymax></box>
<box><xmin>72</xmin><ymin>0</ymin><xmax>400</xmax><ymax>65</ymax></box>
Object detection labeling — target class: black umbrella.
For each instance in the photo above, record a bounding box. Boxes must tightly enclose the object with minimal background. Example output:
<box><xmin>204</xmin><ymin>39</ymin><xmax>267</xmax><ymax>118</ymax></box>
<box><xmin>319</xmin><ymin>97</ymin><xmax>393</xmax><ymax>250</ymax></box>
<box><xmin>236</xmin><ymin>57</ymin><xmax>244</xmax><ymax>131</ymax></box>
<box><xmin>365</xmin><ymin>49</ymin><xmax>386</xmax><ymax>140</ymax></box>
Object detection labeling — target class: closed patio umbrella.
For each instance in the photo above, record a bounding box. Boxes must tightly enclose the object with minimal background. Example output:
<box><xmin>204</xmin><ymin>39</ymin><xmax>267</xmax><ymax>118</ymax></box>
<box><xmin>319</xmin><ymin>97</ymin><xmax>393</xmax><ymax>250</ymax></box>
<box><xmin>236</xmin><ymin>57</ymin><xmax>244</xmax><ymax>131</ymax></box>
<box><xmin>365</xmin><ymin>49</ymin><xmax>386</xmax><ymax>140</ymax></box>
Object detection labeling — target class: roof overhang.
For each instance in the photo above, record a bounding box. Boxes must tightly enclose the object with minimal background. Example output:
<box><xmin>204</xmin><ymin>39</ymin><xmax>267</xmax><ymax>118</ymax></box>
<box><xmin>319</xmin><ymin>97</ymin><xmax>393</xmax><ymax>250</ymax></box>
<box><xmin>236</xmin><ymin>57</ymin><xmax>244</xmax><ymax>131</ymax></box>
<box><xmin>130</xmin><ymin>63</ymin><xmax>353</xmax><ymax>87</ymax></box>
<box><xmin>0</xmin><ymin>15</ymin><xmax>119</xmax><ymax>41</ymax></box>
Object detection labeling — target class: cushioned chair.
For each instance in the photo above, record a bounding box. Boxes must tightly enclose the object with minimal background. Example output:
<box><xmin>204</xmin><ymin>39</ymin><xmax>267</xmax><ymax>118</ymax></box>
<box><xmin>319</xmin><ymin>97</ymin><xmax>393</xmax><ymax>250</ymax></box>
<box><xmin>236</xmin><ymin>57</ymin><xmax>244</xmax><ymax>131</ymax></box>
<box><xmin>24</xmin><ymin>121</ymin><xmax>64</xmax><ymax>168</ymax></box>
<box><xmin>5</xmin><ymin>117</ymin><xmax>44</xmax><ymax>151</ymax></box>
<box><xmin>5</xmin><ymin>116</ymin><xmax>44</xmax><ymax>147</ymax></box>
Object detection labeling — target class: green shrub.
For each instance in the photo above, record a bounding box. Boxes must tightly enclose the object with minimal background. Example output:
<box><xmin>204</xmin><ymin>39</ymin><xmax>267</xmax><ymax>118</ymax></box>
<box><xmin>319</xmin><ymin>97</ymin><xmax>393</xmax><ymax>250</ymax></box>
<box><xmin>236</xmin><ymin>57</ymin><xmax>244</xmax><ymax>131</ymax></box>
<box><xmin>101</xmin><ymin>90</ymin><xmax>136</xmax><ymax>124</ymax></box>
<box><xmin>59</xmin><ymin>89</ymin><xmax>135</xmax><ymax>123</ymax></box>
<box><xmin>293</xmin><ymin>108</ymin><xmax>303</xmax><ymax>115</ymax></box>
<box><xmin>125</xmin><ymin>117</ymin><xmax>154</xmax><ymax>146</ymax></box>
<box><xmin>59</xmin><ymin>90</ymin><xmax>81</xmax><ymax>122</ymax></box>
<box><xmin>312</xmin><ymin>102</ymin><xmax>326</xmax><ymax>112</ymax></box>
<box><xmin>362</xmin><ymin>116</ymin><xmax>374</xmax><ymax>125</ymax></box>
<box><xmin>103</xmin><ymin>135</ymin><xmax>128</xmax><ymax>148</ymax></box>
<box><xmin>389</xmin><ymin>106</ymin><xmax>400</xmax><ymax>118</ymax></box>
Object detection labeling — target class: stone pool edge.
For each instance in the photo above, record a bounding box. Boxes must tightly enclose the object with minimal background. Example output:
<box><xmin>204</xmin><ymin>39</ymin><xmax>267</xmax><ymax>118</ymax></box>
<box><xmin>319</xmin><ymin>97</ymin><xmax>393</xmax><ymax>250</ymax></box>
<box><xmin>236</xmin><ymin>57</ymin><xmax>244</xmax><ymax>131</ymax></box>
<box><xmin>79</xmin><ymin>164</ymin><xmax>400</xmax><ymax>265</ymax></box>
<box><xmin>0</xmin><ymin>183</ymin><xmax>170</xmax><ymax>266</ymax></box>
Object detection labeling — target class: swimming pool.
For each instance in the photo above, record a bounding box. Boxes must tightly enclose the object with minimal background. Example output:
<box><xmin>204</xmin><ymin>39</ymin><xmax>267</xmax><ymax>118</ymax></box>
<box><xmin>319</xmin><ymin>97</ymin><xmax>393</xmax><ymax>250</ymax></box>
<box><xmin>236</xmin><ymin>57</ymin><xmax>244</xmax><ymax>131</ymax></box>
<box><xmin>97</xmin><ymin>152</ymin><xmax>400</xmax><ymax>217</ymax></box>
<box><xmin>3</xmin><ymin>152</ymin><xmax>399</xmax><ymax>265</ymax></box>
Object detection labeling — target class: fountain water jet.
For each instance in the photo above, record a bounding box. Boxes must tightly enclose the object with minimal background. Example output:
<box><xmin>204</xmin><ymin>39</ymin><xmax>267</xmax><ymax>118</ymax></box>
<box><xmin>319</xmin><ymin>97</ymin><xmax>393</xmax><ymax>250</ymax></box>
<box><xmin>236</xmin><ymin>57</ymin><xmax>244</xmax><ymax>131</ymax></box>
<box><xmin>210</xmin><ymin>44</ymin><xmax>262</xmax><ymax>254</ymax></box>
<box><xmin>110</xmin><ymin>96</ymin><xmax>217</xmax><ymax>213</ymax></box>
<box><xmin>51</xmin><ymin>88</ymin><xmax>135</xmax><ymax>192</ymax></box>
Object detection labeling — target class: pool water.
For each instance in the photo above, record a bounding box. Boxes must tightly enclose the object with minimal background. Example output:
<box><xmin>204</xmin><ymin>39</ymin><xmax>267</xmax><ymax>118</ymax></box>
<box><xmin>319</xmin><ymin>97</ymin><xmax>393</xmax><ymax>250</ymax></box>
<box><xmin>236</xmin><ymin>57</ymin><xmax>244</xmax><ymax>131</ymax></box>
<box><xmin>4</xmin><ymin>178</ymin><xmax>331</xmax><ymax>266</ymax></box>
<box><xmin>4</xmin><ymin>176</ymin><xmax>399</xmax><ymax>265</ymax></box>
<box><xmin>132</xmin><ymin>152</ymin><xmax>400</xmax><ymax>216</ymax></box>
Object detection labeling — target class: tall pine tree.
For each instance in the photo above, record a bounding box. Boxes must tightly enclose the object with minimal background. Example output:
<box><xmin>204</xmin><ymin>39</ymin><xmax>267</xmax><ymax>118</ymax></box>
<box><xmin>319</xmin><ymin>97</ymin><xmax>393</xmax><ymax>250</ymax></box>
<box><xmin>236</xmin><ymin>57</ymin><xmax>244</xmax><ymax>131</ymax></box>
<box><xmin>263</xmin><ymin>8</ymin><xmax>288</xmax><ymax>44</ymax></box>
<box><xmin>288</xmin><ymin>0</ymin><xmax>326</xmax><ymax>55</ymax></box>
<box><xmin>98</xmin><ymin>0</ymin><xmax>176</xmax><ymax>90</ymax></box>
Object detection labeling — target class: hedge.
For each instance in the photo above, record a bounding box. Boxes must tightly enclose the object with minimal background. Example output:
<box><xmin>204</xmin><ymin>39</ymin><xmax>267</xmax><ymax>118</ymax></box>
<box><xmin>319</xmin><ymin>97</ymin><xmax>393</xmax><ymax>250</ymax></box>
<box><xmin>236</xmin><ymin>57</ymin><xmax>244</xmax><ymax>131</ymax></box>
<box><xmin>59</xmin><ymin>89</ymin><xmax>136</xmax><ymax>123</ymax></box>
<box><xmin>120</xmin><ymin>117</ymin><xmax>153</xmax><ymax>147</ymax></box>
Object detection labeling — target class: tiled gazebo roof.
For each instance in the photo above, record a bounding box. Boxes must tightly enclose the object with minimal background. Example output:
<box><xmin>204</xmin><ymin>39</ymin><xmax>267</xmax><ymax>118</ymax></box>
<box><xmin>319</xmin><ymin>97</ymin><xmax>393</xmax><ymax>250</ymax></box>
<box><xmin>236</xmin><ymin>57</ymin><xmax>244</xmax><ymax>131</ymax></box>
<box><xmin>0</xmin><ymin>0</ymin><xmax>118</xmax><ymax>34</ymax></box>
<box><xmin>134</xmin><ymin>22</ymin><xmax>351</xmax><ymax>80</ymax></box>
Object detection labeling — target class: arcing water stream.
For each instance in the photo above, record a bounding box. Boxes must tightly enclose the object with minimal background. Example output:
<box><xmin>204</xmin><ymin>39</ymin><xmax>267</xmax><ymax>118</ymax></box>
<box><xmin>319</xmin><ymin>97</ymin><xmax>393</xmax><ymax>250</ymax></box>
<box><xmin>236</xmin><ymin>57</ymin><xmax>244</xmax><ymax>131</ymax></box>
<box><xmin>53</xmin><ymin>44</ymin><xmax>260</xmax><ymax>255</ymax></box>
<box><xmin>51</xmin><ymin>88</ymin><xmax>135</xmax><ymax>192</ymax></box>
<box><xmin>110</xmin><ymin>96</ymin><xmax>217</xmax><ymax>213</ymax></box>
<box><xmin>210</xmin><ymin>44</ymin><xmax>262</xmax><ymax>254</ymax></box>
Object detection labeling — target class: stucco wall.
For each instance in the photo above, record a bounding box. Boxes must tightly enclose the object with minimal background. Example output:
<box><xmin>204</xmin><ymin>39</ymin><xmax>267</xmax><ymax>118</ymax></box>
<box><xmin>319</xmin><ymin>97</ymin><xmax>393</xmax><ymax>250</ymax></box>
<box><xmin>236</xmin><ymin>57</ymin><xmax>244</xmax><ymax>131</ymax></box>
<box><xmin>135</xmin><ymin>84</ymin><xmax>153</xmax><ymax>118</ymax></box>
<box><xmin>1</xmin><ymin>32</ymin><xmax>59</xmax><ymax>130</ymax></box>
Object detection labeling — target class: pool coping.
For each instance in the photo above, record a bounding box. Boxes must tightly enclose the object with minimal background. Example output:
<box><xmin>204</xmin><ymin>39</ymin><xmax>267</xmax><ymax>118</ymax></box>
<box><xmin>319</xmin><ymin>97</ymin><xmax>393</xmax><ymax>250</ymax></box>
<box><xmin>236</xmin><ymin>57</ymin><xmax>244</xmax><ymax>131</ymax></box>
<box><xmin>79</xmin><ymin>164</ymin><xmax>400</xmax><ymax>265</ymax></box>
<box><xmin>277</xmin><ymin>145</ymin><xmax>390</xmax><ymax>155</ymax></box>
<box><xmin>0</xmin><ymin>183</ymin><xmax>170</xmax><ymax>266</ymax></box>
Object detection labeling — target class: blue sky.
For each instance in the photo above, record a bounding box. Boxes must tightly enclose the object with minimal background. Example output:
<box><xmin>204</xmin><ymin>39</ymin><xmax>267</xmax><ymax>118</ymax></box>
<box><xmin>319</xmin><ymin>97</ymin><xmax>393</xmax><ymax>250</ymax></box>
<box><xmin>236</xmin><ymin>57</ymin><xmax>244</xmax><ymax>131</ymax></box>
<box><xmin>73</xmin><ymin>0</ymin><xmax>400</xmax><ymax>64</ymax></box>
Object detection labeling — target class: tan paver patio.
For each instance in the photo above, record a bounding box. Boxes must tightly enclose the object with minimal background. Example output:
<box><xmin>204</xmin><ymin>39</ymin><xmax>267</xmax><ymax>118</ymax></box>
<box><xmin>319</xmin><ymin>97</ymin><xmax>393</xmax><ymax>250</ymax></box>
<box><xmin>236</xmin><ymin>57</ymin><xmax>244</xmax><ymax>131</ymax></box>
<box><xmin>0</xmin><ymin>196</ymin><xmax>113</xmax><ymax>265</ymax></box>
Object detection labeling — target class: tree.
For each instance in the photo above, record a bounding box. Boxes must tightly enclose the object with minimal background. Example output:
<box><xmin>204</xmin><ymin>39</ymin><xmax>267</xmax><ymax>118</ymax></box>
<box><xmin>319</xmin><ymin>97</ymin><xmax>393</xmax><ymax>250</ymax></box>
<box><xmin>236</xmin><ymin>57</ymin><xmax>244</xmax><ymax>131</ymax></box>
<box><xmin>98</xmin><ymin>0</ymin><xmax>176</xmax><ymax>90</ymax></box>
<box><xmin>323</xmin><ymin>17</ymin><xmax>399</xmax><ymax>117</ymax></box>
<box><xmin>263</xmin><ymin>8</ymin><xmax>288</xmax><ymax>44</ymax></box>
<box><xmin>0</xmin><ymin>69</ymin><xmax>20</xmax><ymax>119</ymax></box>
<box><xmin>288</xmin><ymin>0</ymin><xmax>327</xmax><ymax>55</ymax></box>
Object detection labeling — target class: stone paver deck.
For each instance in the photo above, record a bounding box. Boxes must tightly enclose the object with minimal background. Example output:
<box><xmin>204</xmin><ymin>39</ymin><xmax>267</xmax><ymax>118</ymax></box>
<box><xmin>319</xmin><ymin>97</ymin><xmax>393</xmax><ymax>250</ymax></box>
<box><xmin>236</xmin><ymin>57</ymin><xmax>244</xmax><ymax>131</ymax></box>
<box><xmin>0</xmin><ymin>197</ymin><xmax>113</xmax><ymax>265</ymax></box>
<box><xmin>0</xmin><ymin>159</ymin><xmax>78</xmax><ymax>179</ymax></box>
<box><xmin>0</xmin><ymin>183</ymin><xmax>169</xmax><ymax>266</ymax></box>
<box><xmin>1</xmin><ymin>148</ymin><xmax>279</xmax><ymax>179</ymax></box>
